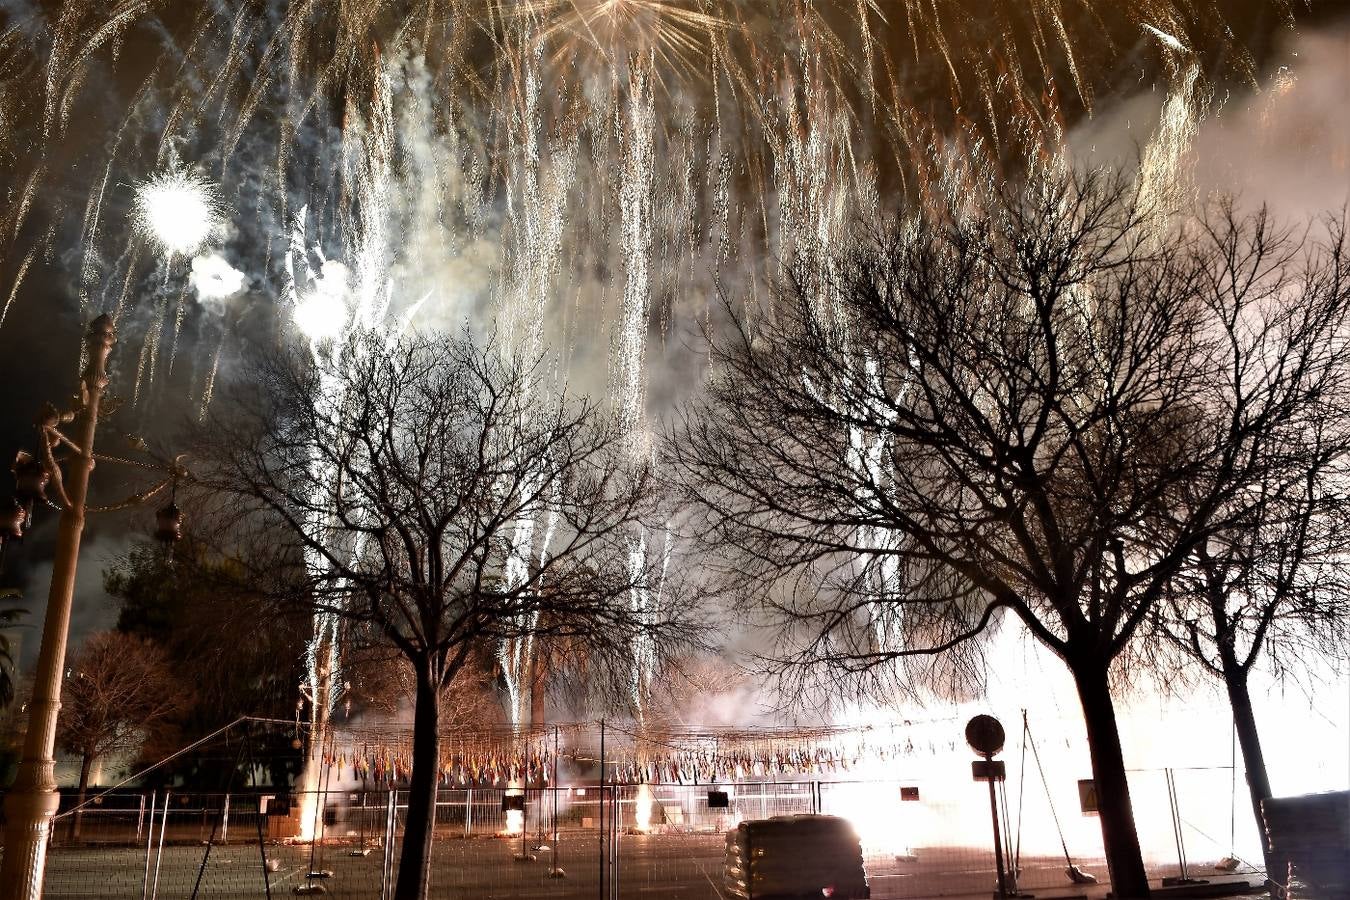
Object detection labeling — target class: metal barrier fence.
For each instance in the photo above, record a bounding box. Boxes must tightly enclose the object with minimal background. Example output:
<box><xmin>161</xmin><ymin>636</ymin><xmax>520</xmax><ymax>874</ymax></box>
<box><xmin>1</xmin><ymin>767</ymin><xmax>1267</xmax><ymax>899</ymax></box>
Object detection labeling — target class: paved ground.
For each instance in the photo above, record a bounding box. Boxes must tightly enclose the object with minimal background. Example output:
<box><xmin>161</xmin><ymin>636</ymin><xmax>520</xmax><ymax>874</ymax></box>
<box><xmin>12</xmin><ymin>832</ymin><xmax>1268</xmax><ymax>900</ymax></box>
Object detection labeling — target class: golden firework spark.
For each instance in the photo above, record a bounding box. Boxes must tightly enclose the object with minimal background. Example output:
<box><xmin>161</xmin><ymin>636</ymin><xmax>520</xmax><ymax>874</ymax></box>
<box><xmin>503</xmin><ymin>0</ymin><xmax>738</xmax><ymax>83</ymax></box>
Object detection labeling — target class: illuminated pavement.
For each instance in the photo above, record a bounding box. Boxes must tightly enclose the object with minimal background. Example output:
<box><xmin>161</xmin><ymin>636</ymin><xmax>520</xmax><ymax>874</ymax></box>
<box><xmin>12</xmin><ymin>833</ymin><xmax>1268</xmax><ymax>899</ymax></box>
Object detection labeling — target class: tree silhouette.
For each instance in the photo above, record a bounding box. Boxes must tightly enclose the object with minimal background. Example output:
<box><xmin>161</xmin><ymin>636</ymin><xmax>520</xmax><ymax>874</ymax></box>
<box><xmin>669</xmin><ymin>172</ymin><xmax>1350</xmax><ymax>897</ymax></box>
<box><xmin>198</xmin><ymin>330</ymin><xmax>700</xmax><ymax>900</ymax></box>
<box><xmin>56</xmin><ymin>631</ymin><xmax>186</xmax><ymax>839</ymax></box>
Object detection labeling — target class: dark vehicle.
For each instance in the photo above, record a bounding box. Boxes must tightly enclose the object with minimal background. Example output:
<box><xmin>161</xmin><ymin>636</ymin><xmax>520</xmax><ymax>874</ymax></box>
<box><xmin>724</xmin><ymin>814</ymin><xmax>870</xmax><ymax>899</ymax></box>
<box><xmin>1263</xmin><ymin>791</ymin><xmax>1350</xmax><ymax>900</ymax></box>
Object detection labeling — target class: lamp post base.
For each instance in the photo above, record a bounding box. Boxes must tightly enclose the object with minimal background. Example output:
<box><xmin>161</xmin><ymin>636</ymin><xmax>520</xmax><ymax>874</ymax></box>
<box><xmin>0</xmin><ymin>783</ymin><xmax>62</xmax><ymax>900</ymax></box>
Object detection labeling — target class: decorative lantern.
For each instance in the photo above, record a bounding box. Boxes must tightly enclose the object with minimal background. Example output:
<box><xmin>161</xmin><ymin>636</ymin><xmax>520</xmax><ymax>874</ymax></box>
<box><xmin>0</xmin><ymin>499</ymin><xmax>25</xmax><ymax>543</ymax></box>
<box><xmin>154</xmin><ymin>501</ymin><xmax>183</xmax><ymax>545</ymax></box>
<box><xmin>11</xmin><ymin>451</ymin><xmax>48</xmax><ymax>507</ymax></box>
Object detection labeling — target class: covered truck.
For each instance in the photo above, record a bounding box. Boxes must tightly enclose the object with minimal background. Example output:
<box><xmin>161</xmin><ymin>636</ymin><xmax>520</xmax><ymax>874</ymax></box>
<box><xmin>724</xmin><ymin>814</ymin><xmax>870</xmax><ymax>899</ymax></box>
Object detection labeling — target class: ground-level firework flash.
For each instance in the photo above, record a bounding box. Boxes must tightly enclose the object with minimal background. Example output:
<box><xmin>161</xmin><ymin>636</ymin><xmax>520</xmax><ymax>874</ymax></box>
<box><xmin>504</xmin><ymin>784</ymin><xmax>526</xmax><ymax>836</ymax></box>
<box><xmin>634</xmin><ymin>781</ymin><xmax>655</xmax><ymax>832</ymax></box>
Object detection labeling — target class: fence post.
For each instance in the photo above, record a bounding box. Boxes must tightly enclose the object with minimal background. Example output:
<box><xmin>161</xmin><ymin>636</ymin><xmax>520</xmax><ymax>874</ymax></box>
<box><xmin>465</xmin><ymin>788</ymin><xmax>472</xmax><ymax>838</ymax></box>
<box><xmin>380</xmin><ymin>790</ymin><xmax>396</xmax><ymax>900</ymax></box>
<box><xmin>141</xmin><ymin>791</ymin><xmax>157</xmax><ymax>900</ymax></box>
<box><xmin>599</xmin><ymin>721</ymin><xmax>605</xmax><ymax>900</ymax></box>
<box><xmin>551</xmin><ymin>785</ymin><xmax>559</xmax><ymax>875</ymax></box>
<box><xmin>552</xmin><ymin>726</ymin><xmax>560</xmax><ymax>876</ymax></box>
<box><xmin>221</xmin><ymin>794</ymin><xmax>230</xmax><ymax>844</ymax></box>
<box><xmin>1165</xmin><ymin>768</ymin><xmax>1192</xmax><ymax>883</ymax></box>
<box><xmin>358</xmin><ymin>791</ymin><xmax>367</xmax><ymax>853</ymax></box>
<box><xmin>151</xmin><ymin>789</ymin><xmax>170</xmax><ymax>900</ymax></box>
<box><xmin>611</xmin><ymin>786</ymin><xmax>620</xmax><ymax>900</ymax></box>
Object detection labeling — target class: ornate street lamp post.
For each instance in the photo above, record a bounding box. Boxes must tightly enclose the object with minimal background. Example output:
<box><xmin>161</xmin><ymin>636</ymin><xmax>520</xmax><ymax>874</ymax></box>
<box><xmin>0</xmin><ymin>315</ymin><xmax>184</xmax><ymax>900</ymax></box>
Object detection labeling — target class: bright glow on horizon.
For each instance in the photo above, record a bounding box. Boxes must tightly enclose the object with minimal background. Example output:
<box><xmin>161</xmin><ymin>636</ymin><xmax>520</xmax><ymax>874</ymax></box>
<box><xmin>134</xmin><ymin>171</ymin><xmax>221</xmax><ymax>258</ymax></box>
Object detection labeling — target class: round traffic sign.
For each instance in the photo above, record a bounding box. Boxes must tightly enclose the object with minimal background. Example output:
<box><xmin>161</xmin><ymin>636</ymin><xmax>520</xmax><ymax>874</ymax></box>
<box><xmin>965</xmin><ymin>714</ymin><xmax>1005</xmax><ymax>756</ymax></box>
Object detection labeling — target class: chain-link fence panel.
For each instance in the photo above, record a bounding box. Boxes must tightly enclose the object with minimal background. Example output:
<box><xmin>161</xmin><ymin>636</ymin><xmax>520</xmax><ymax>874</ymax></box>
<box><xmin>11</xmin><ymin>772</ymin><xmax>1273</xmax><ymax>899</ymax></box>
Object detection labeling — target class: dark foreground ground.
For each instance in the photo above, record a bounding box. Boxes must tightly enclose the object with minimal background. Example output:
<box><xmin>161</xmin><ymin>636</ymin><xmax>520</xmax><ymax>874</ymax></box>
<box><xmin>17</xmin><ymin>832</ymin><xmax>1268</xmax><ymax>900</ymax></box>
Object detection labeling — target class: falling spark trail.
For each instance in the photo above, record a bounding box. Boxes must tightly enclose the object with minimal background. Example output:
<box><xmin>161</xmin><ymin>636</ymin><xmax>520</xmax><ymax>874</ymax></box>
<box><xmin>0</xmin><ymin>0</ymin><xmax>1295</xmax><ymax>413</ymax></box>
<box><xmin>616</xmin><ymin>54</ymin><xmax>656</xmax><ymax>437</ymax></box>
<box><xmin>1139</xmin><ymin>55</ymin><xmax>1207</xmax><ymax>222</ymax></box>
<box><xmin>198</xmin><ymin>333</ymin><xmax>225</xmax><ymax>422</ymax></box>
<box><xmin>0</xmin><ymin>250</ymin><xmax>36</xmax><ymax>327</ymax></box>
<box><xmin>1143</xmin><ymin>23</ymin><xmax>1188</xmax><ymax>53</ymax></box>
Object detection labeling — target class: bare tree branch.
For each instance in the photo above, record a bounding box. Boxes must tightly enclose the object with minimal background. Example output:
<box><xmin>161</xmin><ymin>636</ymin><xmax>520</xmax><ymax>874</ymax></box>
<box><xmin>668</xmin><ymin>170</ymin><xmax>1350</xmax><ymax>898</ymax></box>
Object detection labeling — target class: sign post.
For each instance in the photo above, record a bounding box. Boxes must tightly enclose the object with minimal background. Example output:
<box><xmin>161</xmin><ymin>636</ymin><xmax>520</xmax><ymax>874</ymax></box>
<box><xmin>967</xmin><ymin>715</ymin><xmax>1011</xmax><ymax>899</ymax></box>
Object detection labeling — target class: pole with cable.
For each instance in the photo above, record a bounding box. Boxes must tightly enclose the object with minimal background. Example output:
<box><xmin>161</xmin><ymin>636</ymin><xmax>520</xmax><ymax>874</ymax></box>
<box><xmin>1025</xmin><ymin>716</ymin><xmax>1097</xmax><ymax>885</ymax></box>
<box><xmin>0</xmin><ymin>317</ymin><xmax>114</xmax><ymax>900</ymax></box>
<box><xmin>1014</xmin><ymin>711</ymin><xmax>1028</xmax><ymax>882</ymax></box>
<box><xmin>1</xmin><ymin>314</ymin><xmax>189</xmax><ymax>900</ymax></box>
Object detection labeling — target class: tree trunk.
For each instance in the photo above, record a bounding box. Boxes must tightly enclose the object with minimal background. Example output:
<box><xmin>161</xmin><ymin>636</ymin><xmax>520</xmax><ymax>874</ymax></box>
<box><xmin>1221</xmin><ymin>660</ymin><xmax>1282</xmax><ymax>893</ymax></box>
<box><xmin>70</xmin><ymin>754</ymin><xmax>93</xmax><ymax>842</ymax></box>
<box><xmin>393</xmin><ymin>659</ymin><xmax>441</xmax><ymax>900</ymax></box>
<box><xmin>1071</xmin><ymin>659</ymin><xmax>1151</xmax><ymax>898</ymax></box>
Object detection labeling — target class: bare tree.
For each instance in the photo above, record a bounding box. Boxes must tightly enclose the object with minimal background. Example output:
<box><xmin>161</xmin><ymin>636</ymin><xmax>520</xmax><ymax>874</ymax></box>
<box><xmin>0</xmin><ymin>591</ymin><xmax>22</xmax><ymax>711</ymax></box>
<box><xmin>344</xmin><ymin>637</ymin><xmax>504</xmax><ymax>730</ymax></box>
<box><xmin>197</xmin><ymin>330</ymin><xmax>699</xmax><ymax>900</ymax></box>
<box><xmin>668</xmin><ymin>172</ymin><xmax>1350</xmax><ymax>898</ymax></box>
<box><xmin>56</xmin><ymin>630</ymin><xmax>185</xmax><ymax>839</ymax></box>
<box><xmin>1162</xmin><ymin>463</ymin><xmax>1350</xmax><ymax>892</ymax></box>
<box><xmin>1152</xmin><ymin>209</ymin><xmax>1350</xmax><ymax>885</ymax></box>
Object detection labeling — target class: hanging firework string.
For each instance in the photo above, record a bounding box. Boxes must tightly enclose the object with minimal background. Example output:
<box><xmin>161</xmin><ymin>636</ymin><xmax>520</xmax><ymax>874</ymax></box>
<box><xmin>328</xmin><ymin>724</ymin><xmax>566</xmax><ymax>786</ymax></box>
<box><xmin>596</xmin><ymin>721</ymin><xmax>970</xmax><ymax>784</ymax></box>
<box><xmin>321</xmin><ymin>718</ymin><xmax>972</xmax><ymax>787</ymax></box>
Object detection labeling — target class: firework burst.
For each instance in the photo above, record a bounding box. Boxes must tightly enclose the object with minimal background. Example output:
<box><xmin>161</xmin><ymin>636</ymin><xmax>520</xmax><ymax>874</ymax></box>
<box><xmin>132</xmin><ymin>170</ymin><xmax>222</xmax><ymax>259</ymax></box>
<box><xmin>510</xmin><ymin>0</ymin><xmax>739</xmax><ymax>83</ymax></box>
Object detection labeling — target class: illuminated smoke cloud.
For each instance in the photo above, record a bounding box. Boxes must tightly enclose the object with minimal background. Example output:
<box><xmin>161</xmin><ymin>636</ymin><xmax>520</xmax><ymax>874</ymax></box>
<box><xmin>188</xmin><ymin>253</ymin><xmax>247</xmax><ymax>305</ymax></box>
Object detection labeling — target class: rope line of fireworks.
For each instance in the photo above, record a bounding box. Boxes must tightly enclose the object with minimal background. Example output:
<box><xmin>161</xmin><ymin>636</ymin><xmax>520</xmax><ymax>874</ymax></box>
<box><xmin>305</xmin><ymin>717</ymin><xmax>978</xmax><ymax>786</ymax></box>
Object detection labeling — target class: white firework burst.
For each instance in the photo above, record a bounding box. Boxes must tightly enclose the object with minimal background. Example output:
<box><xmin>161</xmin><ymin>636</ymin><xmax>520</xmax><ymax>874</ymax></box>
<box><xmin>133</xmin><ymin>170</ymin><xmax>223</xmax><ymax>258</ymax></box>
